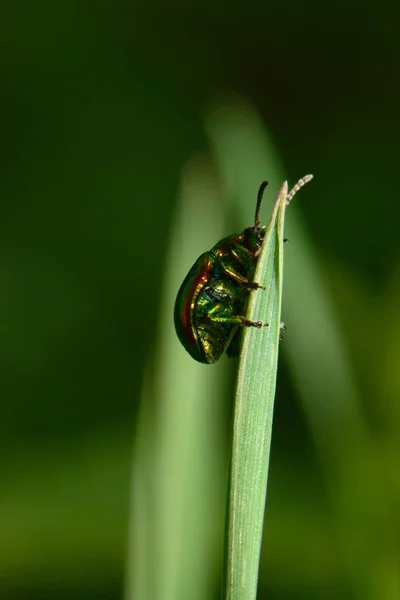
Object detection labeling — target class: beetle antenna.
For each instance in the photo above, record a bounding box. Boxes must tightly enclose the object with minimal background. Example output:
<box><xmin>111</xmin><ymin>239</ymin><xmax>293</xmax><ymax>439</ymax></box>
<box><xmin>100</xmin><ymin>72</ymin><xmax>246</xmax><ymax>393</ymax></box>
<box><xmin>255</xmin><ymin>181</ymin><xmax>268</xmax><ymax>227</ymax></box>
<box><xmin>286</xmin><ymin>174</ymin><xmax>313</xmax><ymax>205</ymax></box>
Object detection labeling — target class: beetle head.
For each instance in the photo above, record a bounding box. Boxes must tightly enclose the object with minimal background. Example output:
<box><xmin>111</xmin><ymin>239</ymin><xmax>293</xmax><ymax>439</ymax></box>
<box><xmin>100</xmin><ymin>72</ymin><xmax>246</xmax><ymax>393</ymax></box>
<box><xmin>243</xmin><ymin>225</ymin><xmax>265</xmax><ymax>253</ymax></box>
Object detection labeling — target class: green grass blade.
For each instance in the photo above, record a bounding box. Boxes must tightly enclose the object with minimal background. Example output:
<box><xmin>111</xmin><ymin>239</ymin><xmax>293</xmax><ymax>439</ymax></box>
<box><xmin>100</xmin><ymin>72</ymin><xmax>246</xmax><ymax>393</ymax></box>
<box><xmin>205</xmin><ymin>95</ymin><xmax>395</xmax><ymax>599</ymax></box>
<box><xmin>224</xmin><ymin>181</ymin><xmax>309</xmax><ymax>599</ymax></box>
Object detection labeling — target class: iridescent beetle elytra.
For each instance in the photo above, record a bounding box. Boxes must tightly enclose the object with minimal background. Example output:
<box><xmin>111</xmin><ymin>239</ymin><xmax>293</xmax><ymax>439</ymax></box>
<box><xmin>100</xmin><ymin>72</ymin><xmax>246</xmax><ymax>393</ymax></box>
<box><xmin>174</xmin><ymin>175</ymin><xmax>313</xmax><ymax>363</ymax></box>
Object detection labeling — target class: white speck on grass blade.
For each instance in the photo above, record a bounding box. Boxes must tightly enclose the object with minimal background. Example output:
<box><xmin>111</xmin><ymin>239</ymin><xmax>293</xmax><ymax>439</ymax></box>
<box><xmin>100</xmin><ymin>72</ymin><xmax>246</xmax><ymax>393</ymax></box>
<box><xmin>224</xmin><ymin>176</ymin><xmax>313</xmax><ymax>600</ymax></box>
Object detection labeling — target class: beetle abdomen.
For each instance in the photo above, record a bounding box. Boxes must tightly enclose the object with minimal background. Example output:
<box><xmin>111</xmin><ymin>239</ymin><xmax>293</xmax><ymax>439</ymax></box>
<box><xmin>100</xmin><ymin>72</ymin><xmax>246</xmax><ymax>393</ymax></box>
<box><xmin>195</xmin><ymin>319</ymin><xmax>233</xmax><ymax>364</ymax></box>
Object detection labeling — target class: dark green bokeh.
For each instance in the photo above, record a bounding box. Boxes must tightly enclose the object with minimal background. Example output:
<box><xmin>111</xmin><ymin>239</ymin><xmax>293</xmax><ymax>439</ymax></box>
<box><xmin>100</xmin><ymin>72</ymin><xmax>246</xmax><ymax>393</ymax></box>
<box><xmin>1</xmin><ymin>1</ymin><xmax>399</xmax><ymax>599</ymax></box>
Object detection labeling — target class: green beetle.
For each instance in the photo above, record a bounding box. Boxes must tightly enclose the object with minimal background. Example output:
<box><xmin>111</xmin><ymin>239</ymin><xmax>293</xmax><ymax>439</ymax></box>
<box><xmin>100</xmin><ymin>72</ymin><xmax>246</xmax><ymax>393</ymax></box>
<box><xmin>174</xmin><ymin>176</ymin><xmax>312</xmax><ymax>363</ymax></box>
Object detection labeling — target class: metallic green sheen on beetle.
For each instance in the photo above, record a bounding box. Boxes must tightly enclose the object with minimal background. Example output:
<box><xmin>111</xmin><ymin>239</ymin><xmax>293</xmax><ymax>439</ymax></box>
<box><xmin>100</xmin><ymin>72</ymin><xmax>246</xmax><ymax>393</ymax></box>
<box><xmin>174</xmin><ymin>182</ymin><xmax>269</xmax><ymax>364</ymax></box>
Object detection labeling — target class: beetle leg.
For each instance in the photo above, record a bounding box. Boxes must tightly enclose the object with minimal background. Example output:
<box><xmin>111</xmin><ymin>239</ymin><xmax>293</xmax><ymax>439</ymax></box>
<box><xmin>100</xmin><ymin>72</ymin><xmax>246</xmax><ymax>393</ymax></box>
<box><xmin>209</xmin><ymin>312</ymin><xmax>264</xmax><ymax>328</ymax></box>
<box><xmin>230</xmin><ymin>244</ymin><xmax>257</xmax><ymax>263</ymax></box>
<box><xmin>238</xmin><ymin>316</ymin><xmax>265</xmax><ymax>328</ymax></box>
<box><xmin>222</xmin><ymin>265</ymin><xmax>266</xmax><ymax>291</ymax></box>
<box><xmin>217</xmin><ymin>246</ymin><xmax>266</xmax><ymax>291</ymax></box>
<box><xmin>243</xmin><ymin>280</ymin><xmax>266</xmax><ymax>291</ymax></box>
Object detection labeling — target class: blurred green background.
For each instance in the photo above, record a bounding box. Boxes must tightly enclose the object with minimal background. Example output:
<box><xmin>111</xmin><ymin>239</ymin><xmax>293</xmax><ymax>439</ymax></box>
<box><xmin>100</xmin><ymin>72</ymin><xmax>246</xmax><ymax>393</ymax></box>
<box><xmin>1</xmin><ymin>1</ymin><xmax>399</xmax><ymax>599</ymax></box>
